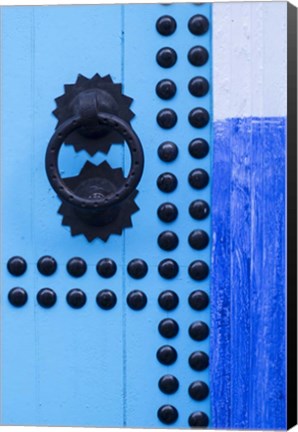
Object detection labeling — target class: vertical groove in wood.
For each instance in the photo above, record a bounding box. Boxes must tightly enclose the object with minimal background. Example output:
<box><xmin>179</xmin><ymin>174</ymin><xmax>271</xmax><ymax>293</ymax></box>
<box><xmin>211</xmin><ymin>117</ymin><xmax>286</xmax><ymax>430</ymax></box>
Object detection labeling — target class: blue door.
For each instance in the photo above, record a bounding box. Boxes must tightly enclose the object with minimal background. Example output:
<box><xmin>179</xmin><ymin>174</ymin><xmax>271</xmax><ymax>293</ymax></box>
<box><xmin>1</xmin><ymin>4</ymin><xmax>212</xmax><ymax>428</ymax></box>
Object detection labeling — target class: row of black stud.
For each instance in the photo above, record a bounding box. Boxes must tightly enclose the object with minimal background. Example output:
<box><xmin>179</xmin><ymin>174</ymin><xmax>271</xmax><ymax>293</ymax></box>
<box><xmin>8</xmin><ymin>288</ymin><xmax>209</xmax><ymax>311</ymax></box>
<box><xmin>7</xmin><ymin>256</ymin><xmax>209</xmax><ymax>281</ymax></box>
<box><xmin>155</xmin><ymin>12</ymin><xmax>210</xmax><ymax>428</ymax></box>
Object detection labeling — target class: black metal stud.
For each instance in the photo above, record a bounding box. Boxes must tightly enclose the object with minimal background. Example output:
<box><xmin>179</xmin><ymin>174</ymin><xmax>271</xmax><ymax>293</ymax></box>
<box><xmin>158</xmin><ymin>405</ymin><xmax>178</xmax><ymax>425</ymax></box>
<box><xmin>159</xmin><ymin>318</ymin><xmax>179</xmax><ymax>338</ymax></box>
<box><xmin>67</xmin><ymin>257</ymin><xmax>87</xmax><ymax>277</ymax></box>
<box><xmin>157</xmin><ymin>203</ymin><xmax>178</xmax><ymax>222</ymax></box>
<box><xmin>66</xmin><ymin>289</ymin><xmax>86</xmax><ymax>309</ymax></box>
<box><xmin>189</xmin><ymin>199</ymin><xmax>210</xmax><ymax>220</ymax></box>
<box><xmin>158</xmin><ymin>259</ymin><xmax>179</xmax><ymax>279</ymax></box>
<box><xmin>37</xmin><ymin>256</ymin><xmax>57</xmax><ymax>276</ymax></box>
<box><xmin>188</xmin><ymin>14</ymin><xmax>209</xmax><ymax>35</ymax></box>
<box><xmin>157</xmin><ymin>109</ymin><xmax>177</xmax><ymax>129</ymax></box>
<box><xmin>188</xmin><ymin>138</ymin><xmax>209</xmax><ymax>159</ymax></box>
<box><xmin>8</xmin><ymin>287</ymin><xmax>28</xmax><ymax>307</ymax></box>
<box><xmin>159</xmin><ymin>375</ymin><xmax>179</xmax><ymax>394</ymax></box>
<box><xmin>189</xmin><ymin>411</ymin><xmax>209</xmax><ymax>427</ymax></box>
<box><xmin>188</xmin><ymin>290</ymin><xmax>209</xmax><ymax>310</ymax></box>
<box><xmin>189</xmin><ymin>351</ymin><xmax>209</xmax><ymax>371</ymax></box>
<box><xmin>96</xmin><ymin>289</ymin><xmax>117</xmax><ymax>310</ymax></box>
<box><xmin>157</xmin><ymin>345</ymin><xmax>177</xmax><ymax>365</ymax></box>
<box><xmin>189</xmin><ymin>381</ymin><xmax>209</xmax><ymax>401</ymax></box>
<box><xmin>188</xmin><ymin>168</ymin><xmax>209</xmax><ymax>189</ymax></box>
<box><xmin>156</xmin><ymin>79</ymin><xmax>177</xmax><ymax>100</ymax></box>
<box><xmin>189</xmin><ymin>321</ymin><xmax>209</xmax><ymax>341</ymax></box>
<box><xmin>158</xmin><ymin>231</ymin><xmax>179</xmax><ymax>251</ymax></box>
<box><xmin>188</xmin><ymin>230</ymin><xmax>209</xmax><ymax>250</ymax></box>
<box><xmin>189</xmin><ymin>108</ymin><xmax>209</xmax><ymax>128</ymax></box>
<box><xmin>127</xmin><ymin>290</ymin><xmax>147</xmax><ymax>310</ymax></box>
<box><xmin>158</xmin><ymin>142</ymin><xmax>178</xmax><ymax>162</ymax></box>
<box><xmin>188</xmin><ymin>260</ymin><xmax>209</xmax><ymax>281</ymax></box>
<box><xmin>37</xmin><ymin>288</ymin><xmax>57</xmax><ymax>308</ymax></box>
<box><xmin>156</xmin><ymin>15</ymin><xmax>177</xmax><ymax>36</ymax></box>
<box><xmin>157</xmin><ymin>173</ymin><xmax>178</xmax><ymax>192</ymax></box>
<box><xmin>96</xmin><ymin>258</ymin><xmax>117</xmax><ymax>278</ymax></box>
<box><xmin>188</xmin><ymin>46</ymin><xmax>209</xmax><ymax>66</ymax></box>
<box><xmin>127</xmin><ymin>259</ymin><xmax>148</xmax><ymax>279</ymax></box>
<box><xmin>188</xmin><ymin>76</ymin><xmax>209</xmax><ymax>97</ymax></box>
<box><xmin>156</xmin><ymin>47</ymin><xmax>177</xmax><ymax>68</ymax></box>
<box><xmin>7</xmin><ymin>256</ymin><xmax>27</xmax><ymax>276</ymax></box>
<box><xmin>158</xmin><ymin>290</ymin><xmax>179</xmax><ymax>311</ymax></box>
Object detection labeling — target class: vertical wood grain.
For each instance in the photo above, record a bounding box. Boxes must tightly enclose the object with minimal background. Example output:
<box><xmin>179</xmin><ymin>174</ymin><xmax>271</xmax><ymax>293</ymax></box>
<box><xmin>211</xmin><ymin>117</ymin><xmax>286</xmax><ymax>429</ymax></box>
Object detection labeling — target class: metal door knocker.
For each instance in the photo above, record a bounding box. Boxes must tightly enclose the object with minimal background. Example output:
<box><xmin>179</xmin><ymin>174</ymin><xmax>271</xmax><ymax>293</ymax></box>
<box><xmin>45</xmin><ymin>74</ymin><xmax>144</xmax><ymax>242</ymax></box>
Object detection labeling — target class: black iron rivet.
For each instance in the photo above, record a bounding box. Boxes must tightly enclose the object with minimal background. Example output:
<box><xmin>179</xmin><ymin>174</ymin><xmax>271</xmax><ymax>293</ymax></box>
<box><xmin>127</xmin><ymin>290</ymin><xmax>147</xmax><ymax>310</ymax></box>
<box><xmin>158</xmin><ymin>142</ymin><xmax>178</xmax><ymax>162</ymax></box>
<box><xmin>158</xmin><ymin>290</ymin><xmax>179</xmax><ymax>311</ymax></box>
<box><xmin>156</xmin><ymin>345</ymin><xmax>177</xmax><ymax>365</ymax></box>
<box><xmin>157</xmin><ymin>405</ymin><xmax>179</xmax><ymax>425</ymax></box>
<box><xmin>159</xmin><ymin>318</ymin><xmax>179</xmax><ymax>338</ymax></box>
<box><xmin>157</xmin><ymin>173</ymin><xmax>178</xmax><ymax>193</ymax></box>
<box><xmin>96</xmin><ymin>289</ymin><xmax>117</xmax><ymax>310</ymax></box>
<box><xmin>189</xmin><ymin>107</ymin><xmax>209</xmax><ymax>128</ymax></box>
<box><xmin>96</xmin><ymin>258</ymin><xmax>117</xmax><ymax>278</ymax></box>
<box><xmin>66</xmin><ymin>289</ymin><xmax>86</xmax><ymax>309</ymax></box>
<box><xmin>188</xmin><ymin>290</ymin><xmax>209</xmax><ymax>310</ymax></box>
<box><xmin>188</xmin><ymin>411</ymin><xmax>209</xmax><ymax>427</ymax></box>
<box><xmin>37</xmin><ymin>256</ymin><xmax>57</xmax><ymax>276</ymax></box>
<box><xmin>158</xmin><ymin>375</ymin><xmax>179</xmax><ymax>394</ymax></box>
<box><xmin>67</xmin><ymin>257</ymin><xmax>87</xmax><ymax>277</ymax></box>
<box><xmin>189</xmin><ymin>199</ymin><xmax>210</xmax><ymax>220</ymax></box>
<box><xmin>188</xmin><ymin>14</ymin><xmax>209</xmax><ymax>35</ymax></box>
<box><xmin>156</xmin><ymin>79</ymin><xmax>177</xmax><ymax>100</ymax></box>
<box><xmin>189</xmin><ymin>321</ymin><xmax>209</xmax><ymax>341</ymax></box>
<box><xmin>188</xmin><ymin>138</ymin><xmax>209</xmax><ymax>159</ymax></box>
<box><xmin>158</xmin><ymin>231</ymin><xmax>179</xmax><ymax>251</ymax></box>
<box><xmin>158</xmin><ymin>259</ymin><xmax>179</xmax><ymax>279</ymax></box>
<box><xmin>189</xmin><ymin>76</ymin><xmax>209</xmax><ymax>97</ymax></box>
<box><xmin>157</xmin><ymin>202</ymin><xmax>178</xmax><ymax>222</ymax></box>
<box><xmin>7</xmin><ymin>256</ymin><xmax>27</xmax><ymax>276</ymax></box>
<box><xmin>156</xmin><ymin>15</ymin><xmax>177</xmax><ymax>36</ymax></box>
<box><xmin>37</xmin><ymin>288</ymin><xmax>57</xmax><ymax>308</ymax></box>
<box><xmin>188</xmin><ymin>260</ymin><xmax>209</xmax><ymax>281</ymax></box>
<box><xmin>156</xmin><ymin>47</ymin><xmax>177</xmax><ymax>68</ymax></box>
<box><xmin>188</xmin><ymin>230</ymin><xmax>209</xmax><ymax>250</ymax></box>
<box><xmin>127</xmin><ymin>259</ymin><xmax>148</xmax><ymax>279</ymax></box>
<box><xmin>189</xmin><ymin>381</ymin><xmax>209</xmax><ymax>401</ymax></box>
<box><xmin>8</xmin><ymin>287</ymin><xmax>28</xmax><ymax>307</ymax></box>
<box><xmin>188</xmin><ymin>168</ymin><xmax>209</xmax><ymax>189</ymax></box>
<box><xmin>189</xmin><ymin>351</ymin><xmax>209</xmax><ymax>371</ymax></box>
<box><xmin>188</xmin><ymin>46</ymin><xmax>209</xmax><ymax>66</ymax></box>
<box><xmin>157</xmin><ymin>109</ymin><xmax>177</xmax><ymax>129</ymax></box>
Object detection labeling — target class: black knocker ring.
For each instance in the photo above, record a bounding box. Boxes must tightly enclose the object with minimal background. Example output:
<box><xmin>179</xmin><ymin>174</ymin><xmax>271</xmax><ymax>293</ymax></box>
<box><xmin>46</xmin><ymin>112</ymin><xmax>144</xmax><ymax>211</ymax></box>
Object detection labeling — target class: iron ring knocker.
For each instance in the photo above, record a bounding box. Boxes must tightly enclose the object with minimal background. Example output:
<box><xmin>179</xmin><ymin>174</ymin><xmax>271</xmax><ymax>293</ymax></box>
<box><xmin>46</xmin><ymin>112</ymin><xmax>144</xmax><ymax>211</ymax></box>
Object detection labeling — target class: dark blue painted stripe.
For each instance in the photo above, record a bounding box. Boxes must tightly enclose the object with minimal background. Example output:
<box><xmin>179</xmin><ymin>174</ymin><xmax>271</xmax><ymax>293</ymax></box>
<box><xmin>210</xmin><ymin>117</ymin><xmax>286</xmax><ymax>430</ymax></box>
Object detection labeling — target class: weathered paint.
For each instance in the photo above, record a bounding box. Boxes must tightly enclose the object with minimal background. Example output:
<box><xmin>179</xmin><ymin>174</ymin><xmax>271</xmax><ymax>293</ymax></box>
<box><xmin>210</xmin><ymin>117</ymin><xmax>286</xmax><ymax>430</ymax></box>
<box><xmin>213</xmin><ymin>2</ymin><xmax>287</xmax><ymax>120</ymax></box>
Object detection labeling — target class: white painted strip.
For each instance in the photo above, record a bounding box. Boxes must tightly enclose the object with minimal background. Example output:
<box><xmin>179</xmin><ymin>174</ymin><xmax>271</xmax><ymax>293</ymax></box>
<box><xmin>213</xmin><ymin>1</ymin><xmax>287</xmax><ymax>119</ymax></box>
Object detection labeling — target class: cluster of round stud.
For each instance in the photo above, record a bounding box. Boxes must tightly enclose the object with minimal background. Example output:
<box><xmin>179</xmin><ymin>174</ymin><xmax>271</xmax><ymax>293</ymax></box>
<box><xmin>7</xmin><ymin>286</ymin><xmax>147</xmax><ymax>311</ymax></box>
<box><xmin>155</xmin><ymin>14</ymin><xmax>210</xmax><ymax>133</ymax></box>
<box><xmin>155</xmin><ymin>12</ymin><xmax>210</xmax><ymax>428</ymax></box>
<box><xmin>7</xmin><ymin>256</ymin><xmax>209</xmax><ymax>282</ymax></box>
<box><xmin>157</xmin><ymin>289</ymin><xmax>210</xmax><ymax>426</ymax></box>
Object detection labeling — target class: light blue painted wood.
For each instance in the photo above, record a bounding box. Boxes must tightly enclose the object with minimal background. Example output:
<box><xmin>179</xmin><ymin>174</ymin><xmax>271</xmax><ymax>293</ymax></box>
<box><xmin>210</xmin><ymin>117</ymin><xmax>286</xmax><ymax>430</ymax></box>
<box><xmin>1</xmin><ymin>5</ymin><xmax>125</xmax><ymax>427</ymax></box>
<box><xmin>124</xmin><ymin>3</ymin><xmax>212</xmax><ymax>427</ymax></box>
<box><xmin>0</xmin><ymin>3</ymin><xmax>212</xmax><ymax>427</ymax></box>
